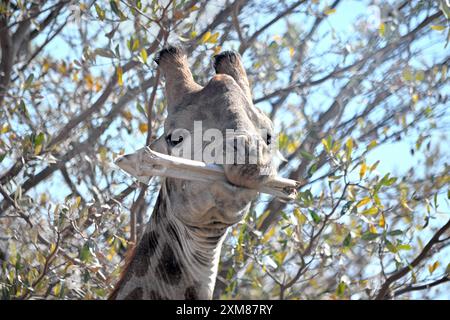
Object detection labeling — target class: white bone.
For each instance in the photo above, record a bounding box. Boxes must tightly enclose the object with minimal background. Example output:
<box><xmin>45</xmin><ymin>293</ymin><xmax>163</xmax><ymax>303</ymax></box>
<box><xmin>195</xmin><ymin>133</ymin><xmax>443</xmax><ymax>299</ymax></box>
<box><xmin>115</xmin><ymin>147</ymin><xmax>300</xmax><ymax>201</ymax></box>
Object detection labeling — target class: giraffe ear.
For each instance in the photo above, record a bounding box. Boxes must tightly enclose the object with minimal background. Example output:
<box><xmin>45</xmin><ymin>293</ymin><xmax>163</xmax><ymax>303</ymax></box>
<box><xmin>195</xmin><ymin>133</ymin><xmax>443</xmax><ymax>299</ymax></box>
<box><xmin>155</xmin><ymin>46</ymin><xmax>202</xmax><ymax>110</ymax></box>
<box><xmin>149</xmin><ymin>135</ymin><xmax>168</xmax><ymax>154</ymax></box>
<box><xmin>213</xmin><ymin>51</ymin><xmax>252</xmax><ymax>103</ymax></box>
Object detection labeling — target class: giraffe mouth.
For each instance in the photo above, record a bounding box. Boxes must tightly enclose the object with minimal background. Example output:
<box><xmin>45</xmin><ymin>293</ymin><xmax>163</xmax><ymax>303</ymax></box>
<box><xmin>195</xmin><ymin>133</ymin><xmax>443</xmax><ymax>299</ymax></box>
<box><xmin>223</xmin><ymin>163</ymin><xmax>274</xmax><ymax>190</ymax></box>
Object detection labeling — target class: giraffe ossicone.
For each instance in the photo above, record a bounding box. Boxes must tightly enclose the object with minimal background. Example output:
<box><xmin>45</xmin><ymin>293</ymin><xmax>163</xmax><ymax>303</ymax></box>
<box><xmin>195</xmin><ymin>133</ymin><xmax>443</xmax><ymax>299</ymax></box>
<box><xmin>110</xmin><ymin>46</ymin><xmax>278</xmax><ymax>300</ymax></box>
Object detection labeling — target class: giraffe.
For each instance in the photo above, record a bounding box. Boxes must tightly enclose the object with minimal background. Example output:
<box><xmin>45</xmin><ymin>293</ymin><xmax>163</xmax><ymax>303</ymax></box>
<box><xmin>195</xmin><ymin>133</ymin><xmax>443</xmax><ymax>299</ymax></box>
<box><xmin>110</xmin><ymin>46</ymin><xmax>277</xmax><ymax>300</ymax></box>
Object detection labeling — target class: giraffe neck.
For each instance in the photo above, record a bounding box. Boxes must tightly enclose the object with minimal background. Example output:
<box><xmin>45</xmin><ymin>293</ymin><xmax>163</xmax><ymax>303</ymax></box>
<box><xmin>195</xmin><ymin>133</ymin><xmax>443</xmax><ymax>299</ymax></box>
<box><xmin>110</xmin><ymin>181</ymin><xmax>228</xmax><ymax>300</ymax></box>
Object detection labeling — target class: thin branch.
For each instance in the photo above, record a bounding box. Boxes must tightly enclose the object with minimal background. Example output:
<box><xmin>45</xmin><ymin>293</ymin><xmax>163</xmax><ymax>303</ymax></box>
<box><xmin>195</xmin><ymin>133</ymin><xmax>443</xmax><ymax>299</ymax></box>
<box><xmin>375</xmin><ymin>219</ymin><xmax>450</xmax><ymax>299</ymax></box>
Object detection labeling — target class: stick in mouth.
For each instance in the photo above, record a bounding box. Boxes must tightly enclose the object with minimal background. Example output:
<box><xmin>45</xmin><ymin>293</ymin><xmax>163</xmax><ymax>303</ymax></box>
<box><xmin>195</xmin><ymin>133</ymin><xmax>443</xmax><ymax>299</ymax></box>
<box><xmin>114</xmin><ymin>147</ymin><xmax>300</xmax><ymax>201</ymax></box>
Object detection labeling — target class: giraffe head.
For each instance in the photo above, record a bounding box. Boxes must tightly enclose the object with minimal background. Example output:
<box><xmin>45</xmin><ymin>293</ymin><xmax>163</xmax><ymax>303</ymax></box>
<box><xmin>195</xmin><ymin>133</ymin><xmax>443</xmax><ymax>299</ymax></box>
<box><xmin>110</xmin><ymin>47</ymin><xmax>279</xmax><ymax>300</ymax></box>
<box><xmin>149</xmin><ymin>46</ymin><xmax>276</xmax><ymax>228</ymax></box>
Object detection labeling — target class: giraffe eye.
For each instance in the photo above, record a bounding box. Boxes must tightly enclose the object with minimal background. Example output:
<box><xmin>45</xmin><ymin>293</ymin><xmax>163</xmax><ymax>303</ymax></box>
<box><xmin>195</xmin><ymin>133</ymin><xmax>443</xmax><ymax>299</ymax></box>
<box><xmin>166</xmin><ymin>134</ymin><xmax>183</xmax><ymax>147</ymax></box>
<box><xmin>266</xmin><ymin>133</ymin><xmax>272</xmax><ymax>145</ymax></box>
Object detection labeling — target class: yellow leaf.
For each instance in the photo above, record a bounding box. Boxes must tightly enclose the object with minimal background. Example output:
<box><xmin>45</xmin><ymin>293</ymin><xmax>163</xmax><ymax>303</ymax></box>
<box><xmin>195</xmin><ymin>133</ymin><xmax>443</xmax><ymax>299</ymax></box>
<box><xmin>39</xmin><ymin>193</ymin><xmax>48</xmax><ymax>206</ymax></box>
<box><xmin>94</xmin><ymin>81</ymin><xmax>102</xmax><ymax>92</ymax></box>
<box><xmin>379</xmin><ymin>214</ymin><xmax>385</xmax><ymax>228</ymax></box>
<box><xmin>412</xmin><ymin>93</ymin><xmax>419</xmax><ymax>104</ymax></box>
<box><xmin>256</xmin><ymin>210</ymin><xmax>271</xmax><ymax>229</ymax></box>
<box><xmin>294</xmin><ymin>208</ymin><xmax>307</xmax><ymax>225</ymax></box>
<box><xmin>189</xmin><ymin>5</ymin><xmax>200</xmax><ymax>12</ymax></box>
<box><xmin>129</xmin><ymin>39</ymin><xmax>138</xmax><ymax>52</ymax></box>
<box><xmin>274</xmin><ymin>251</ymin><xmax>287</xmax><ymax>265</ymax></box>
<box><xmin>53</xmin><ymin>282</ymin><xmax>62</xmax><ymax>296</ymax></box>
<box><xmin>58</xmin><ymin>62</ymin><xmax>67</xmax><ymax>75</ymax></box>
<box><xmin>332</xmin><ymin>140</ymin><xmax>341</xmax><ymax>154</ymax></box>
<box><xmin>289</xmin><ymin>47</ymin><xmax>295</xmax><ymax>57</ymax></box>
<box><xmin>357</xmin><ymin>197</ymin><xmax>371</xmax><ymax>208</ymax></box>
<box><xmin>324</xmin><ymin>8</ymin><xmax>336</xmax><ymax>15</ymax></box>
<box><xmin>50</xmin><ymin>243</ymin><xmax>57</xmax><ymax>254</ymax></box>
<box><xmin>369</xmin><ymin>224</ymin><xmax>377</xmax><ymax>234</ymax></box>
<box><xmin>200</xmin><ymin>31</ymin><xmax>211</xmax><ymax>44</ymax></box>
<box><xmin>1</xmin><ymin>123</ymin><xmax>9</xmax><ymax>134</ymax></box>
<box><xmin>245</xmin><ymin>262</ymin><xmax>254</xmax><ymax>274</ymax></box>
<box><xmin>428</xmin><ymin>261</ymin><xmax>440</xmax><ymax>274</ymax></box>
<box><xmin>262</xmin><ymin>227</ymin><xmax>275</xmax><ymax>243</ymax></box>
<box><xmin>322</xmin><ymin>138</ymin><xmax>330</xmax><ymax>152</ymax></box>
<box><xmin>359</xmin><ymin>162</ymin><xmax>367</xmax><ymax>179</ymax></box>
<box><xmin>442</xmin><ymin>65</ymin><xmax>448</xmax><ymax>82</ymax></box>
<box><xmin>213</xmin><ymin>46</ymin><xmax>222</xmax><ymax>56</ymax></box>
<box><xmin>287</xmin><ymin>141</ymin><xmax>298</xmax><ymax>154</ymax></box>
<box><xmin>370</xmin><ymin>160</ymin><xmax>380</xmax><ymax>172</ymax></box>
<box><xmin>75</xmin><ymin>196</ymin><xmax>81</xmax><ymax>207</ymax></box>
<box><xmin>379</xmin><ymin>22</ymin><xmax>386</xmax><ymax>37</ymax></box>
<box><xmin>85</xmin><ymin>74</ymin><xmax>94</xmax><ymax>90</ymax></box>
<box><xmin>140</xmin><ymin>48</ymin><xmax>148</xmax><ymax>64</ymax></box>
<box><xmin>208</xmin><ymin>32</ymin><xmax>220</xmax><ymax>44</ymax></box>
<box><xmin>402</xmin><ymin>68</ymin><xmax>413</xmax><ymax>82</ymax></box>
<box><xmin>42</xmin><ymin>60</ymin><xmax>50</xmax><ymax>72</ymax></box>
<box><xmin>367</xmin><ymin>140</ymin><xmax>377</xmax><ymax>150</ymax></box>
<box><xmin>138</xmin><ymin>122</ymin><xmax>148</xmax><ymax>134</ymax></box>
<box><xmin>34</xmin><ymin>144</ymin><xmax>42</xmax><ymax>155</ymax></box>
<box><xmin>117</xmin><ymin>66</ymin><xmax>123</xmax><ymax>86</ymax></box>
<box><xmin>122</xmin><ymin>110</ymin><xmax>132</xmax><ymax>121</ymax></box>
<box><xmin>72</xmin><ymin>71</ymin><xmax>79</xmax><ymax>82</ymax></box>
<box><xmin>361</xmin><ymin>207</ymin><xmax>378</xmax><ymax>215</ymax></box>
<box><xmin>415</xmin><ymin>70</ymin><xmax>425</xmax><ymax>82</ymax></box>
<box><xmin>273</xmin><ymin>35</ymin><xmax>282</xmax><ymax>42</ymax></box>
<box><xmin>345</xmin><ymin>137</ymin><xmax>353</xmax><ymax>153</ymax></box>
<box><xmin>401</xmin><ymin>200</ymin><xmax>413</xmax><ymax>212</ymax></box>
<box><xmin>431</xmin><ymin>25</ymin><xmax>446</xmax><ymax>31</ymax></box>
<box><xmin>98</xmin><ymin>146</ymin><xmax>107</xmax><ymax>162</ymax></box>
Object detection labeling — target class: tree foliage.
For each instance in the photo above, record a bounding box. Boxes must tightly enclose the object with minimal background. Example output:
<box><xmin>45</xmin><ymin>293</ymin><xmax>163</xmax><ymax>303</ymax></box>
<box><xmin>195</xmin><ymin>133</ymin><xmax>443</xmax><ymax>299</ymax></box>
<box><xmin>0</xmin><ymin>0</ymin><xmax>449</xmax><ymax>300</ymax></box>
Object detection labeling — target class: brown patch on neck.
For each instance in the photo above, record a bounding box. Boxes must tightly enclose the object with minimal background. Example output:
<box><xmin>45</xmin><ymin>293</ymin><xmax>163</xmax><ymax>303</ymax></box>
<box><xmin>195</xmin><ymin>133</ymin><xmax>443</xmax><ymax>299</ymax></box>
<box><xmin>123</xmin><ymin>287</ymin><xmax>143</xmax><ymax>300</ymax></box>
<box><xmin>109</xmin><ymin>192</ymin><xmax>165</xmax><ymax>300</ymax></box>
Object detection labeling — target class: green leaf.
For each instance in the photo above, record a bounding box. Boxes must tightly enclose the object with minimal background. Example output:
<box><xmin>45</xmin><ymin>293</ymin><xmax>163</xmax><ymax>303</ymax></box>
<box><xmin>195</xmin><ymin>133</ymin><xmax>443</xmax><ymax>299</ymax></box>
<box><xmin>361</xmin><ymin>232</ymin><xmax>380</xmax><ymax>241</ymax></box>
<box><xmin>299</xmin><ymin>150</ymin><xmax>315</xmax><ymax>161</ymax></box>
<box><xmin>397</xmin><ymin>244</ymin><xmax>412</xmax><ymax>251</ymax></box>
<box><xmin>79</xmin><ymin>243</ymin><xmax>92</xmax><ymax>262</ymax></box>
<box><xmin>309</xmin><ymin>209</ymin><xmax>321</xmax><ymax>224</ymax></box>
<box><xmin>34</xmin><ymin>132</ymin><xmax>45</xmax><ymax>146</ymax></box>
<box><xmin>340</xmin><ymin>201</ymin><xmax>354</xmax><ymax>216</ymax></box>
<box><xmin>136</xmin><ymin>103</ymin><xmax>147</xmax><ymax>116</ymax></box>
<box><xmin>24</xmin><ymin>74</ymin><xmax>34</xmax><ymax>89</ymax></box>
<box><xmin>336</xmin><ymin>281</ymin><xmax>347</xmax><ymax>297</ymax></box>
<box><xmin>385</xmin><ymin>240</ymin><xmax>397</xmax><ymax>253</ymax></box>
<box><xmin>307</xmin><ymin>162</ymin><xmax>318</xmax><ymax>176</ymax></box>
<box><xmin>387</xmin><ymin>230</ymin><xmax>403</xmax><ymax>237</ymax></box>
<box><xmin>110</xmin><ymin>0</ymin><xmax>126</xmax><ymax>20</ymax></box>
<box><xmin>94</xmin><ymin>3</ymin><xmax>105</xmax><ymax>20</ymax></box>
<box><xmin>342</xmin><ymin>233</ymin><xmax>352</xmax><ymax>247</ymax></box>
